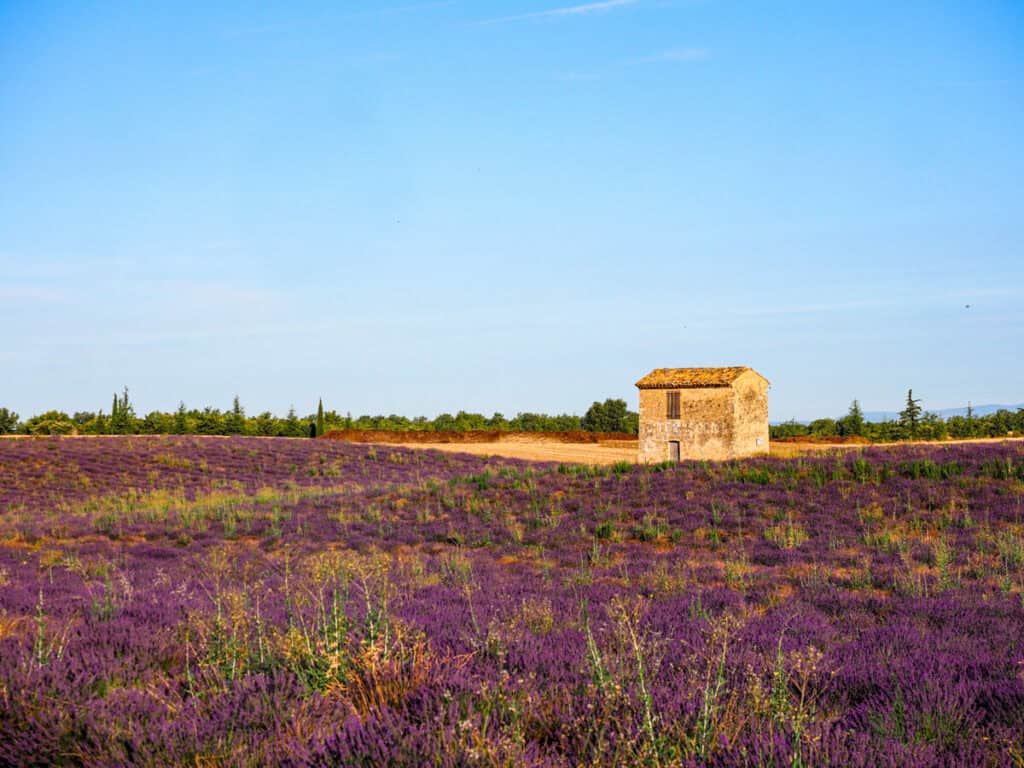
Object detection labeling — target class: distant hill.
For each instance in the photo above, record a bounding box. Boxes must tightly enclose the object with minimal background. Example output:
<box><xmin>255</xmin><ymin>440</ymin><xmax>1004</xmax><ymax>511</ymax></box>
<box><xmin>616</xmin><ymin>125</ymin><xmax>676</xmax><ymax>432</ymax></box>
<box><xmin>862</xmin><ymin>404</ymin><xmax>1024</xmax><ymax>423</ymax></box>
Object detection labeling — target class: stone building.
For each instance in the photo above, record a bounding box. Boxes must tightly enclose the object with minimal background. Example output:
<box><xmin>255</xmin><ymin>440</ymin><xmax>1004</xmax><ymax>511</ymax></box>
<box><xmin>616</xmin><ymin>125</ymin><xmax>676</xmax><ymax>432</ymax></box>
<box><xmin>635</xmin><ymin>367</ymin><xmax>769</xmax><ymax>462</ymax></box>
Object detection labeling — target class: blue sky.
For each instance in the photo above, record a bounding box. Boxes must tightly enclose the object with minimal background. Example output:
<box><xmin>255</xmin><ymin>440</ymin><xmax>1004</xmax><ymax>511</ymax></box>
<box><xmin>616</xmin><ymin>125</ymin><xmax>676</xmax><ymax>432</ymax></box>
<box><xmin>1</xmin><ymin>0</ymin><xmax>1022</xmax><ymax>421</ymax></box>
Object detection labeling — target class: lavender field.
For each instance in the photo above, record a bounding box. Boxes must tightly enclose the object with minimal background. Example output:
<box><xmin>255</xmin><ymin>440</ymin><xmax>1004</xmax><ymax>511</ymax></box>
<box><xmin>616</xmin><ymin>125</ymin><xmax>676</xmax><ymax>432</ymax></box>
<box><xmin>1</xmin><ymin>436</ymin><xmax>1023</xmax><ymax>766</ymax></box>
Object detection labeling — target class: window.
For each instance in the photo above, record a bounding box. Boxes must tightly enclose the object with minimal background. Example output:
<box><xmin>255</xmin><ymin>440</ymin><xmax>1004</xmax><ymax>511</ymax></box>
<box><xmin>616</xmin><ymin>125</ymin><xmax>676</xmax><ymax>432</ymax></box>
<box><xmin>666</xmin><ymin>391</ymin><xmax>680</xmax><ymax>419</ymax></box>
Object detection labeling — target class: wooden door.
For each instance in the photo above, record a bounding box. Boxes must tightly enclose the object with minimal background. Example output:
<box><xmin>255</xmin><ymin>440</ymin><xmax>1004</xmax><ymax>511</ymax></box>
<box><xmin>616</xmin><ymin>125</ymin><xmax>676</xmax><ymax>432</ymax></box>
<box><xmin>669</xmin><ymin>441</ymin><xmax>680</xmax><ymax>462</ymax></box>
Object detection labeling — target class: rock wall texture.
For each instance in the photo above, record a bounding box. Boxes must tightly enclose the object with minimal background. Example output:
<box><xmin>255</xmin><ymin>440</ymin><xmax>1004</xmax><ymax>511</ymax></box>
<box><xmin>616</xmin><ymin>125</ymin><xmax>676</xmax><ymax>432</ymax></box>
<box><xmin>729</xmin><ymin>370</ymin><xmax>770</xmax><ymax>459</ymax></box>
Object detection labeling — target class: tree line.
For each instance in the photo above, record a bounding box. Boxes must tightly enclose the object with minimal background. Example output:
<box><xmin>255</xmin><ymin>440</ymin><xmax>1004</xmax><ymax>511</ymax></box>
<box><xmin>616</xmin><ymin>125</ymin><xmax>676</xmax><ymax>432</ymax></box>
<box><xmin>0</xmin><ymin>391</ymin><xmax>639</xmax><ymax>437</ymax></box>
<box><xmin>770</xmin><ymin>390</ymin><xmax>1024</xmax><ymax>442</ymax></box>
<box><xmin>4</xmin><ymin>388</ymin><xmax>1019</xmax><ymax>442</ymax></box>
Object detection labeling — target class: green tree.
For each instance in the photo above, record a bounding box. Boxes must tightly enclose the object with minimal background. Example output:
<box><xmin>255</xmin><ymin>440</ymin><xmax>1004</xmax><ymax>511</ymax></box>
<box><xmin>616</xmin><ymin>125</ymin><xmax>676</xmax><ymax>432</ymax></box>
<box><xmin>453</xmin><ymin>411</ymin><xmax>487</xmax><ymax>431</ymax></box>
<box><xmin>582</xmin><ymin>398</ymin><xmax>636</xmax><ymax>433</ymax></box>
<box><xmin>316</xmin><ymin>398</ymin><xmax>325</xmax><ymax>438</ymax></box>
<box><xmin>918</xmin><ymin>411</ymin><xmax>948</xmax><ymax>440</ymax></box>
<box><xmin>71</xmin><ymin>411</ymin><xmax>95</xmax><ymax>427</ymax></box>
<box><xmin>838</xmin><ymin>399</ymin><xmax>865</xmax><ymax>437</ymax></box>
<box><xmin>195</xmin><ymin>407</ymin><xmax>224</xmax><ymax>435</ymax></box>
<box><xmin>254</xmin><ymin>411</ymin><xmax>277</xmax><ymax>436</ymax></box>
<box><xmin>24</xmin><ymin>410</ymin><xmax>74</xmax><ymax>435</ymax></box>
<box><xmin>808</xmin><ymin>417</ymin><xmax>838</xmax><ymax>437</ymax></box>
<box><xmin>110</xmin><ymin>387</ymin><xmax>136</xmax><ymax>434</ymax></box>
<box><xmin>84</xmin><ymin>411</ymin><xmax>109</xmax><ymax>435</ymax></box>
<box><xmin>225</xmin><ymin>396</ymin><xmax>246</xmax><ymax>435</ymax></box>
<box><xmin>141</xmin><ymin>411</ymin><xmax>174</xmax><ymax>434</ymax></box>
<box><xmin>173</xmin><ymin>402</ymin><xmax>189</xmax><ymax>434</ymax></box>
<box><xmin>281</xmin><ymin>406</ymin><xmax>303</xmax><ymax>437</ymax></box>
<box><xmin>581</xmin><ymin>401</ymin><xmax>607</xmax><ymax>432</ymax></box>
<box><xmin>487</xmin><ymin>412</ymin><xmax>509</xmax><ymax>431</ymax></box>
<box><xmin>433</xmin><ymin>413</ymin><xmax>457</xmax><ymax>431</ymax></box>
<box><xmin>770</xmin><ymin>419</ymin><xmax>810</xmax><ymax>439</ymax></box>
<box><xmin>899</xmin><ymin>389</ymin><xmax>923</xmax><ymax>438</ymax></box>
<box><xmin>0</xmin><ymin>407</ymin><xmax>19</xmax><ymax>434</ymax></box>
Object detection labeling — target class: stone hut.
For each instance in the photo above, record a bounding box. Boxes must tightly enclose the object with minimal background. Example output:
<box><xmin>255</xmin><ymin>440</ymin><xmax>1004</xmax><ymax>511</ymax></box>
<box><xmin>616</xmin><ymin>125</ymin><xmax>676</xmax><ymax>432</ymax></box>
<box><xmin>635</xmin><ymin>367</ymin><xmax>769</xmax><ymax>462</ymax></box>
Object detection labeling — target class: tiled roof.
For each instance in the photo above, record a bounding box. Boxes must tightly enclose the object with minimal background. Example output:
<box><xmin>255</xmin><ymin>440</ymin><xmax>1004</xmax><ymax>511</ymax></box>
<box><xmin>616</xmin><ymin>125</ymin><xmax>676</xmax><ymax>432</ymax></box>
<box><xmin>635</xmin><ymin>367</ymin><xmax>759</xmax><ymax>389</ymax></box>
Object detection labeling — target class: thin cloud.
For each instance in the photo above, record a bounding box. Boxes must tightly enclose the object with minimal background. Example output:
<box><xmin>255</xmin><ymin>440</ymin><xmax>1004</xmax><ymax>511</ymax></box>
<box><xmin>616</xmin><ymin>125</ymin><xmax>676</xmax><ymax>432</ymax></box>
<box><xmin>473</xmin><ymin>0</ymin><xmax>640</xmax><ymax>25</ymax></box>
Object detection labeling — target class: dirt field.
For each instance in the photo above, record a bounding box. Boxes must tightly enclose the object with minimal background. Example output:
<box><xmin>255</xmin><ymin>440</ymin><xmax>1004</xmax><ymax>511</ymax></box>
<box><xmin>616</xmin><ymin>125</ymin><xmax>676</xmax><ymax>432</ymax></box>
<box><xmin>321</xmin><ymin>430</ymin><xmax>640</xmax><ymax>464</ymax></box>
<box><xmin>769</xmin><ymin>435</ymin><xmax>1024</xmax><ymax>459</ymax></box>
<box><xmin>344</xmin><ymin>434</ymin><xmax>1024</xmax><ymax>465</ymax></box>
<box><xmin>6</xmin><ymin>433</ymin><xmax>1019</xmax><ymax>465</ymax></box>
<box><xmin>393</xmin><ymin>439</ymin><xmax>639</xmax><ymax>464</ymax></box>
<box><xmin>392</xmin><ymin>438</ymin><xmax>808</xmax><ymax>464</ymax></box>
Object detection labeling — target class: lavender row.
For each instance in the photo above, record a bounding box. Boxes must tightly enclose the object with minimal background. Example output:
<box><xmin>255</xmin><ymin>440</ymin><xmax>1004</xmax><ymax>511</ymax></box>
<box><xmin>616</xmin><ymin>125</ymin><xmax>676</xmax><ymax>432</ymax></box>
<box><xmin>1</xmin><ymin>436</ymin><xmax>1022</xmax><ymax>765</ymax></box>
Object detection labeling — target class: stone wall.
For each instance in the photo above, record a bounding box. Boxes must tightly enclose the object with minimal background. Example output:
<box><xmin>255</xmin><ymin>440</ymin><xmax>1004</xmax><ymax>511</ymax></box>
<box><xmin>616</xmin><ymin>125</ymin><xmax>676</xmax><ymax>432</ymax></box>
<box><xmin>638</xmin><ymin>387</ymin><xmax>736</xmax><ymax>462</ymax></box>
<box><xmin>730</xmin><ymin>371</ymin><xmax>770</xmax><ymax>458</ymax></box>
<box><xmin>637</xmin><ymin>371</ymin><xmax>770</xmax><ymax>462</ymax></box>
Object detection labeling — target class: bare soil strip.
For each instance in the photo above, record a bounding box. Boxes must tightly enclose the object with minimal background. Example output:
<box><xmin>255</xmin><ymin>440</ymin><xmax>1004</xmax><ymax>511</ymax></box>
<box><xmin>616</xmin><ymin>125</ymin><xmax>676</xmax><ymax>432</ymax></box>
<box><xmin>391</xmin><ymin>440</ymin><xmax>639</xmax><ymax>465</ymax></box>
<box><xmin>326</xmin><ymin>433</ymin><xmax>1024</xmax><ymax>465</ymax></box>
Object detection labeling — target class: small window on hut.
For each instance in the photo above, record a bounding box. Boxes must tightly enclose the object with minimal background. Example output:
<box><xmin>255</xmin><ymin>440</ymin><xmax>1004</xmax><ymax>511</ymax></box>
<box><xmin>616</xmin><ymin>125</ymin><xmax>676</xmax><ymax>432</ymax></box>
<box><xmin>666</xmin><ymin>391</ymin><xmax>681</xmax><ymax>419</ymax></box>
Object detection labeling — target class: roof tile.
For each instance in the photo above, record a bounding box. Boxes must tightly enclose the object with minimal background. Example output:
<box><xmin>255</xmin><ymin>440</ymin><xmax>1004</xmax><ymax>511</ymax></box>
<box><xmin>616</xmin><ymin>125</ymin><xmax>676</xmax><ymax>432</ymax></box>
<box><xmin>635</xmin><ymin>366</ymin><xmax>760</xmax><ymax>389</ymax></box>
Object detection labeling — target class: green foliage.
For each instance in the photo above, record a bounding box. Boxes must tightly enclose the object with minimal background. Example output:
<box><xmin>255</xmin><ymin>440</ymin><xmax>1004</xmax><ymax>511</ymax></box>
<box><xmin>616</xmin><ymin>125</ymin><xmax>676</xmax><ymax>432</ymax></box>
<box><xmin>141</xmin><ymin>411</ymin><xmax>175</xmax><ymax>434</ymax></box>
<box><xmin>771</xmin><ymin>393</ymin><xmax>1020</xmax><ymax>443</ymax></box>
<box><xmin>631</xmin><ymin>514</ymin><xmax>668</xmax><ymax>542</ymax></box>
<box><xmin>282</xmin><ymin>406</ymin><xmax>304</xmax><ymax>437</ymax></box>
<box><xmin>23</xmin><ymin>410</ymin><xmax>75</xmax><ymax>435</ymax></box>
<box><xmin>109</xmin><ymin>387</ymin><xmax>136</xmax><ymax>434</ymax></box>
<box><xmin>0</xmin><ymin>407</ymin><xmax>21</xmax><ymax>434</ymax></box>
<box><xmin>808</xmin><ymin>418</ymin><xmax>838</xmax><ymax>437</ymax></box>
<box><xmin>173</xmin><ymin>402</ymin><xmax>189</xmax><ymax>434</ymax></box>
<box><xmin>770</xmin><ymin>420</ymin><xmax>810</xmax><ymax>439</ymax></box>
<box><xmin>16</xmin><ymin>387</ymin><xmax>1023</xmax><ymax>443</ymax></box>
<box><xmin>733</xmin><ymin>465</ymin><xmax>774</xmax><ymax>485</ymax></box>
<box><xmin>981</xmin><ymin>456</ymin><xmax>1023</xmax><ymax>481</ymax></box>
<box><xmin>224</xmin><ymin>396</ymin><xmax>247</xmax><ymax>435</ymax></box>
<box><xmin>900</xmin><ymin>389</ymin><xmax>923</xmax><ymax>438</ymax></box>
<box><xmin>898</xmin><ymin>459</ymin><xmax>962</xmax><ymax>480</ymax></box>
<box><xmin>581</xmin><ymin>398</ymin><xmax>639</xmax><ymax>434</ymax></box>
<box><xmin>838</xmin><ymin>399</ymin><xmax>865</xmax><ymax>436</ymax></box>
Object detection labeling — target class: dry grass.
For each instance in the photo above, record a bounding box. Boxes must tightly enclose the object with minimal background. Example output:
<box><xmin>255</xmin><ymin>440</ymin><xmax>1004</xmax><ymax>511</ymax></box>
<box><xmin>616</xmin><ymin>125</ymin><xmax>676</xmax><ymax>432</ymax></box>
<box><xmin>380</xmin><ymin>435</ymin><xmax>1024</xmax><ymax>464</ymax></box>
<box><xmin>378</xmin><ymin>438</ymin><xmax>845</xmax><ymax>464</ymax></box>
<box><xmin>398</xmin><ymin>440</ymin><xmax>639</xmax><ymax>465</ymax></box>
<box><xmin>770</xmin><ymin>436</ymin><xmax>1024</xmax><ymax>459</ymax></box>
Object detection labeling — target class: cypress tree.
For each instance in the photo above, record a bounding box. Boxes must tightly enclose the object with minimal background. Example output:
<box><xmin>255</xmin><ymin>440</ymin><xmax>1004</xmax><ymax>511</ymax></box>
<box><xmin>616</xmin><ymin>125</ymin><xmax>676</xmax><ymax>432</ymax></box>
<box><xmin>284</xmin><ymin>406</ymin><xmax>301</xmax><ymax>437</ymax></box>
<box><xmin>227</xmin><ymin>396</ymin><xmax>245</xmax><ymax>435</ymax></box>
<box><xmin>899</xmin><ymin>389</ymin><xmax>923</xmax><ymax>438</ymax></box>
<box><xmin>842</xmin><ymin>399</ymin><xmax>865</xmax><ymax>436</ymax></box>
<box><xmin>174</xmin><ymin>402</ymin><xmax>188</xmax><ymax>434</ymax></box>
<box><xmin>316</xmin><ymin>398</ymin><xmax>325</xmax><ymax>438</ymax></box>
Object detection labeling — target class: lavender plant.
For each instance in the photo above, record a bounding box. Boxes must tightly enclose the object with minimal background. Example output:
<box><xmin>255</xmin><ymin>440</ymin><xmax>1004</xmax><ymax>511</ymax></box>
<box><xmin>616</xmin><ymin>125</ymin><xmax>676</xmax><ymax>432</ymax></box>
<box><xmin>0</xmin><ymin>435</ymin><xmax>1022</xmax><ymax>765</ymax></box>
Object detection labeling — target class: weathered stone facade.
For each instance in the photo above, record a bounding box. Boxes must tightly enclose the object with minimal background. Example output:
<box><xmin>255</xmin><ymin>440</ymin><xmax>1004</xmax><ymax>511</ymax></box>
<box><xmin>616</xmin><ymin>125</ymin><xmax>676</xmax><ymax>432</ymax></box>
<box><xmin>635</xmin><ymin>367</ymin><xmax>769</xmax><ymax>462</ymax></box>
